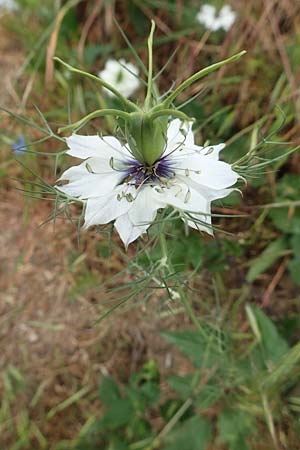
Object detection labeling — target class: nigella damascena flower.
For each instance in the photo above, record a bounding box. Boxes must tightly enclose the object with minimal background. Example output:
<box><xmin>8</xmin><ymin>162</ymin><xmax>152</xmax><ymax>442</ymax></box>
<box><xmin>196</xmin><ymin>4</ymin><xmax>236</xmax><ymax>32</ymax></box>
<box><xmin>56</xmin><ymin>119</ymin><xmax>239</xmax><ymax>247</ymax></box>
<box><xmin>98</xmin><ymin>59</ymin><xmax>140</xmax><ymax>98</ymax></box>
<box><xmin>12</xmin><ymin>134</ymin><xmax>27</xmax><ymax>155</ymax></box>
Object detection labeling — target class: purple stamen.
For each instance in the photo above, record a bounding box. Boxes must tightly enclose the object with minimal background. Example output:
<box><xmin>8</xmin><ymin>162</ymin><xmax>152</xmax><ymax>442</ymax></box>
<box><xmin>121</xmin><ymin>156</ymin><xmax>175</xmax><ymax>186</ymax></box>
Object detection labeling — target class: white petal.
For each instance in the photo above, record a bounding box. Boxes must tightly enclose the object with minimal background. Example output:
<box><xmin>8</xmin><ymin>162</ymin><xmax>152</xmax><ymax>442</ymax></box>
<box><xmin>164</xmin><ymin>119</ymin><xmax>194</xmax><ymax>156</ymax></box>
<box><xmin>83</xmin><ymin>186</ymin><xmax>134</xmax><ymax>229</ymax></box>
<box><xmin>155</xmin><ymin>184</ymin><xmax>206</xmax><ymax>213</ymax></box>
<box><xmin>154</xmin><ymin>183</ymin><xmax>213</xmax><ymax>235</ymax></box>
<box><xmin>57</xmin><ymin>173</ymin><xmax>121</xmax><ymax>199</ymax></box>
<box><xmin>114</xmin><ymin>214</ymin><xmax>149</xmax><ymax>247</ymax></box>
<box><xmin>219</xmin><ymin>5</ymin><xmax>236</xmax><ymax>30</ymax></box>
<box><xmin>177</xmin><ymin>174</ymin><xmax>235</xmax><ymax>202</ymax></box>
<box><xmin>114</xmin><ymin>186</ymin><xmax>161</xmax><ymax>246</ymax></box>
<box><xmin>66</xmin><ymin>134</ymin><xmax>129</xmax><ymax>160</ymax></box>
<box><xmin>128</xmin><ymin>186</ymin><xmax>160</xmax><ymax>226</ymax></box>
<box><xmin>178</xmin><ymin>155</ymin><xmax>238</xmax><ymax>190</ymax></box>
<box><xmin>56</xmin><ymin>158</ymin><xmax>124</xmax><ymax>199</ymax></box>
<box><xmin>196</xmin><ymin>4</ymin><xmax>217</xmax><ymax>29</ymax></box>
<box><xmin>189</xmin><ymin>143</ymin><xmax>225</xmax><ymax>160</ymax></box>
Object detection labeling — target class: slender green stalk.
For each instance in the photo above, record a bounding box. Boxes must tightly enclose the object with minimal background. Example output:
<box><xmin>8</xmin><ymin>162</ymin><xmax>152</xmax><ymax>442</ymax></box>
<box><xmin>146</xmin><ymin>398</ymin><xmax>193</xmax><ymax>449</ymax></box>
<box><xmin>150</xmin><ymin>109</ymin><xmax>191</xmax><ymax>121</ymax></box>
<box><xmin>58</xmin><ymin>109</ymin><xmax>131</xmax><ymax>133</ymax></box>
<box><xmin>53</xmin><ymin>57</ymin><xmax>138</xmax><ymax>112</ymax></box>
<box><xmin>145</xmin><ymin>20</ymin><xmax>156</xmax><ymax>109</ymax></box>
<box><xmin>159</xmin><ymin>234</ymin><xmax>206</xmax><ymax>337</ymax></box>
<box><xmin>163</xmin><ymin>50</ymin><xmax>246</xmax><ymax>106</ymax></box>
<box><xmin>159</xmin><ymin>233</ymin><xmax>169</xmax><ymax>263</ymax></box>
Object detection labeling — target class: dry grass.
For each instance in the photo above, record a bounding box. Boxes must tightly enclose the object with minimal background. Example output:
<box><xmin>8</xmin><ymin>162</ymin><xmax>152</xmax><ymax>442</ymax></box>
<box><xmin>0</xmin><ymin>178</ymin><xmax>193</xmax><ymax>447</ymax></box>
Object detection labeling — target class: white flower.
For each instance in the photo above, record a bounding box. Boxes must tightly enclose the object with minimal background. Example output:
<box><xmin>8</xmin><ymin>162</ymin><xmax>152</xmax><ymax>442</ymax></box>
<box><xmin>98</xmin><ymin>59</ymin><xmax>140</xmax><ymax>98</ymax></box>
<box><xmin>196</xmin><ymin>4</ymin><xmax>236</xmax><ymax>32</ymax></box>
<box><xmin>0</xmin><ymin>0</ymin><xmax>18</xmax><ymax>12</ymax></box>
<box><xmin>218</xmin><ymin>5</ymin><xmax>236</xmax><ymax>31</ymax></box>
<box><xmin>56</xmin><ymin>120</ymin><xmax>239</xmax><ymax>247</ymax></box>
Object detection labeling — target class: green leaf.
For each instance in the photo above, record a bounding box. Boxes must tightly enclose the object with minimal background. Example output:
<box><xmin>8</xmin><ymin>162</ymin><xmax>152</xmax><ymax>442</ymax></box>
<box><xmin>246</xmin><ymin>237</ymin><xmax>288</xmax><ymax>282</ymax></box>
<box><xmin>161</xmin><ymin>329</ymin><xmax>227</xmax><ymax>368</ymax></box>
<box><xmin>124</xmin><ymin>383</ymin><xmax>159</xmax><ymax>413</ymax></box>
<box><xmin>162</xmin><ymin>416</ymin><xmax>212</xmax><ymax>450</ymax></box>
<box><xmin>100</xmin><ymin>398</ymin><xmax>135</xmax><ymax>429</ymax></box>
<box><xmin>195</xmin><ymin>384</ymin><xmax>223</xmax><ymax>409</ymax></box>
<box><xmin>248</xmin><ymin>305</ymin><xmax>288</xmax><ymax>363</ymax></box>
<box><xmin>168</xmin><ymin>374</ymin><xmax>222</xmax><ymax>408</ymax></box>
<box><xmin>269</xmin><ymin>207</ymin><xmax>300</xmax><ymax>235</ymax></box>
<box><xmin>99</xmin><ymin>376</ymin><xmax>121</xmax><ymax>406</ymax></box>
<box><xmin>263</xmin><ymin>341</ymin><xmax>300</xmax><ymax>391</ymax></box>
<box><xmin>218</xmin><ymin>409</ymin><xmax>254</xmax><ymax>450</ymax></box>
<box><xmin>290</xmin><ymin>234</ymin><xmax>300</xmax><ymax>256</ymax></box>
<box><xmin>126</xmin><ymin>360</ymin><xmax>160</xmax><ymax>410</ymax></box>
<box><xmin>160</xmin><ymin>398</ymin><xmax>193</xmax><ymax>422</ymax></box>
<box><xmin>268</xmin><ymin>174</ymin><xmax>300</xmax><ymax>234</ymax></box>
<box><xmin>127</xmin><ymin>2</ymin><xmax>149</xmax><ymax>36</ymax></box>
<box><xmin>168</xmin><ymin>374</ymin><xmax>195</xmax><ymax>398</ymax></box>
<box><xmin>287</xmin><ymin>258</ymin><xmax>300</xmax><ymax>286</ymax></box>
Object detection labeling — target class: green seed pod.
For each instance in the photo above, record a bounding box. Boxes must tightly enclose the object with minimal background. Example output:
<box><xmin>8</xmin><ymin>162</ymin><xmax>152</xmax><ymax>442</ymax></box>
<box><xmin>126</xmin><ymin>112</ymin><xmax>168</xmax><ymax>165</ymax></box>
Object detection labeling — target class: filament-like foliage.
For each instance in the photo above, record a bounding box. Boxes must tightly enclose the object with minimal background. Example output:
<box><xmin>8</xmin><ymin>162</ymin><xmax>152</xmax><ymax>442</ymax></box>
<box><xmin>233</xmin><ymin>108</ymin><xmax>299</xmax><ymax>177</ymax></box>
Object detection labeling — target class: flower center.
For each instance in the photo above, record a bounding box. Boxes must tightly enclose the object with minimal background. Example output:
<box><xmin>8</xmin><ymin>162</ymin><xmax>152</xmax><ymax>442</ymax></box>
<box><xmin>122</xmin><ymin>157</ymin><xmax>175</xmax><ymax>187</ymax></box>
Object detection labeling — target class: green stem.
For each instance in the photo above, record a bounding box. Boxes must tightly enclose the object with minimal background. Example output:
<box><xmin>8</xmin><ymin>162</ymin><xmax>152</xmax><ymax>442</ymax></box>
<box><xmin>146</xmin><ymin>397</ymin><xmax>193</xmax><ymax>449</ymax></box>
<box><xmin>58</xmin><ymin>109</ymin><xmax>131</xmax><ymax>133</ymax></box>
<box><xmin>96</xmin><ymin>92</ymin><xmax>115</xmax><ymax>133</ymax></box>
<box><xmin>54</xmin><ymin>57</ymin><xmax>138</xmax><ymax>112</ymax></box>
<box><xmin>145</xmin><ymin>20</ymin><xmax>156</xmax><ymax>109</ymax></box>
<box><xmin>159</xmin><ymin>234</ymin><xmax>206</xmax><ymax>337</ymax></box>
<box><xmin>163</xmin><ymin>50</ymin><xmax>246</xmax><ymax>107</ymax></box>
<box><xmin>150</xmin><ymin>108</ymin><xmax>191</xmax><ymax>121</ymax></box>
<box><xmin>159</xmin><ymin>232</ymin><xmax>168</xmax><ymax>261</ymax></box>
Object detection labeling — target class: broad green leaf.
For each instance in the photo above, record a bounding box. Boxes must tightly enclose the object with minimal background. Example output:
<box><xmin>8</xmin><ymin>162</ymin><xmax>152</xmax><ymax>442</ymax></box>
<box><xmin>268</xmin><ymin>174</ymin><xmax>300</xmax><ymax>235</ymax></box>
<box><xmin>246</xmin><ymin>237</ymin><xmax>288</xmax><ymax>282</ymax></box>
<box><xmin>287</xmin><ymin>258</ymin><xmax>300</xmax><ymax>286</ymax></box>
<box><xmin>98</xmin><ymin>376</ymin><xmax>121</xmax><ymax>405</ymax></box>
<box><xmin>248</xmin><ymin>305</ymin><xmax>288</xmax><ymax>363</ymax></box>
<box><xmin>126</xmin><ymin>360</ymin><xmax>160</xmax><ymax>409</ymax></box>
<box><xmin>263</xmin><ymin>341</ymin><xmax>300</xmax><ymax>391</ymax></box>
<box><xmin>290</xmin><ymin>234</ymin><xmax>300</xmax><ymax>256</ymax></box>
<box><xmin>269</xmin><ymin>208</ymin><xmax>300</xmax><ymax>235</ymax></box>
<box><xmin>218</xmin><ymin>409</ymin><xmax>254</xmax><ymax>450</ymax></box>
<box><xmin>168</xmin><ymin>374</ymin><xmax>195</xmax><ymax>398</ymax></box>
<box><xmin>161</xmin><ymin>330</ymin><xmax>226</xmax><ymax>368</ymax></box>
<box><xmin>100</xmin><ymin>398</ymin><xmax>134</xmax><ymax>429</ymax></box>
<box><xmin>195</xmin><ymin>384</ymin><xmax>223</xmax><ymax>409</ymax></box>
<box><xmin>168</xmin><ymin>374</ymin><xmax>222</xmax><ymax>408</ymax></box>
<box><xmin>124</xmin><ymin>381</ymin><xmax>159</xmax><ymax>413</ymax></box>
<box><xmin>162</xmin><ymin>416</ymin><xmax>212</xmax><ymax>450</ymax></box>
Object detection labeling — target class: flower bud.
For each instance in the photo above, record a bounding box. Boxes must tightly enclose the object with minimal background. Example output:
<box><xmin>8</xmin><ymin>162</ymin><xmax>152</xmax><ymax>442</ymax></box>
<box><xmin>126</xmin><ymin>112</ymin><xmax>168</xmax><ymax>165</ymax></box>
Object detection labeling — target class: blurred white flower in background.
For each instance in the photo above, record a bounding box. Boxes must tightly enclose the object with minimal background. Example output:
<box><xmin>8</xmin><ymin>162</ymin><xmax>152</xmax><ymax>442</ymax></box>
<box><xmin>196</xmin><ymin>4</ymin><xmax>236</xmax><ymax>31</ymax></box>
<box><xmin>0</xmin><ymin>0</ymin><xmax>18</xmax><ymax>13</ymax></box>
<box><xmin>98</xmin><ymin>59</ymin><xmax>140</xmax><ymax>99</ymax></box>
<box><xmin>56</xmin><ymin>120</ymin><xmax>239</xmax><ymax>247</ymax></box>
